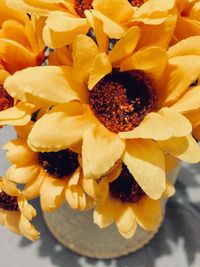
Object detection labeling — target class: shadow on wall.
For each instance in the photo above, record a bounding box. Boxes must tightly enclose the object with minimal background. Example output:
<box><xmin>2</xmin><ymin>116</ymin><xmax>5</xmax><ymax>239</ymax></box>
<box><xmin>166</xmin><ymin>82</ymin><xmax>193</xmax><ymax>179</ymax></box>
<box><xmin>18</xmin><ymin>163</ymin><xmax>200</xmax><ymax>267</ymax></box>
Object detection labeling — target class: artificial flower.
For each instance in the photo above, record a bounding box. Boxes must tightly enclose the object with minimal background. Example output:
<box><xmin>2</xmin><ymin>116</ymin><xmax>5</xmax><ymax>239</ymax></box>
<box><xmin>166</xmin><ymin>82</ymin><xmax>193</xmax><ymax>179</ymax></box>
<box><xmin>6</xmin><ymin>0</ymin><xmax>177</xmax><ymax>49</ymax></box>
<box><xmin>82</xmin><ymin>163</ymin><xmax>175</xmax><ymax>238</ymax></box>
<box><xmin>4</xmin><ymin>33</ymin><xmax>200</xmax><ymax>201</ymax></box>
<box><xmin>0</xmin><ymin>177</ymin><xmax>40</xmax><ymax>241</ymax></box>
<box><xmin>5</xmin><ymin>135</ymin><xmax>93</xmax><ymax>212</ymax></box>
<box><xmin>0</xmin><ymin>0</ymin><xmax>44</xmax><ymax>74</ymax></box>
<box><xmin>4</xmin><ymin>33</ymin><xmax>200</xmax><ymax>207</ymax></box>
<box><xmin>0</xmin><ymin>0</ymin><xmax>45</xmax><ymax>127</ymax></box>
<box><xmin>173</xmin><ymin>0</ymin><xmax>200</xmax><ymax>43</ymax></box>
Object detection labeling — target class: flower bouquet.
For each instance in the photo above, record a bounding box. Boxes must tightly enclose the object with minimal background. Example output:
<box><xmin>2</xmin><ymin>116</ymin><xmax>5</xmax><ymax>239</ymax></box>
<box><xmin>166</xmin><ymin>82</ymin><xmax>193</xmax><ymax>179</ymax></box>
<box><xmin>1</xmin><ymin>0</ymin><xmax>200</xmax><ymax>259</ymax></box>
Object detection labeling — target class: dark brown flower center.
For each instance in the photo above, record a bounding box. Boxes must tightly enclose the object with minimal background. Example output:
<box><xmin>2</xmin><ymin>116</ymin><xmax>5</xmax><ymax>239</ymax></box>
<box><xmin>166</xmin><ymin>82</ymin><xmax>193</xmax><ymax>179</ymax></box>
<box><xmin>74</xmin><ymin>0</ymin><xmax>93</xmax><ymax>18</ymax></box>
<box><xmin>38</xmin><ymin>149</ymin><xmax>79</xmax><ymax>178</ymax></box>
<box><xmin>0</xmin><ymin>85</ymin><xmax>14</xmax><ymax>112</ymax></box>
<box><xmin>0</xmin><ymin>191</ymin><xmax>19</xmax><ymax>211</ymax></box>
<box><xmin>128</xmin><ymin>0</ymin><xmax>144</xmax><ymax>7</ymax></box>
<box><xmin>109</xmin><ymin>164</ymin><xmax>145</xmax><ymax>203</ymax></box>
<box><xmin>89</xmin><ymin>70</ymin><xmax>157</xmax><ymax>133</ymax></box>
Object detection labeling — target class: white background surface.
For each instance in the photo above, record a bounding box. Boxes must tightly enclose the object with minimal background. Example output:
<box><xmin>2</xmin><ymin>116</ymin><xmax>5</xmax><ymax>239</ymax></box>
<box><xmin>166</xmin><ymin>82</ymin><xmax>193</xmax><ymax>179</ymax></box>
<box><xmin>0</xmin><ymin>126</ymin><xmax>200</xmax><ymax>267</ymax></box>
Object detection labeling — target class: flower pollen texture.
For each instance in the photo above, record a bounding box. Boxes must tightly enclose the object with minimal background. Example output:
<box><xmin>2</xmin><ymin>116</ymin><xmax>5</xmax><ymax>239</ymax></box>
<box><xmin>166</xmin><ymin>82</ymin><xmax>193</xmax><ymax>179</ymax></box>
<box><xmin>128</xmin><ymin>0</ymin><xmax>144</xmax><ymax>7</ymax></box>
<box><xmin>0</xmin><ymin>85</ymin><xmax>14</xmax><ymax>112</ymax></box>
<box><xmin>38</xmin><ymin>149</ymin><xmax>79</xmax><ymax>178</ymax></box>
<box><xmin>74</xmin><ymin>0</ymin><xmax>93</xmax><ymax>18</ymax></box>
<box><xmin>0</xmin><ymin>191</ymin><xmax>19</xmax><ymax>211</ymax></box>
<box><xmin>109</xmin><ymin>164</ymin><xmax>145</xmax><ymax>203</ymax></box>
<box><xmin>89</xmin><ymin>70</ymin><xmax>157</xmax><ymax>133</ymax></box>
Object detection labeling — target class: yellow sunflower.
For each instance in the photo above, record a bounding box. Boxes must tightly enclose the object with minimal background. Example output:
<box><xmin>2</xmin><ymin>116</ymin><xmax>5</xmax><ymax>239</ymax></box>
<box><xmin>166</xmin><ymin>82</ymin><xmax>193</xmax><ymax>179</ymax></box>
<box><xmin>0</xmin><ymin>0</ymin><xmax>44</xmax><ymax>74</ymax></box>
<box><xmin>6</xmin><ymin>0</ymin><xmax>177</xmax><ymax>48</ymax></box>
<box><xmin>173</xmin><ymin>0</ymin><xmax>200</xmax><ymax>43</ymax></box>
<box><xmin>4</xmin><ymin>33</ymin><xmax>200</xmax><ymax>203</ymax></box>
<box><xmin>5</xmin><ymin>133</ymin><xmax>94</xmax><ymax>212</ymax></box>
<box><xmin>82</xmin><ymin>162</ymin><xmax>176</xmax><ymax>238</ymax></box>
<box><xmin>0</xmin><ymin>0</ymin><xmax>45</xmax><ymax>127</ymax></box>
<box><xmin>0</xmin><ymin>177</ymin><xmax>40</xmax><ymax>241</ymax></box>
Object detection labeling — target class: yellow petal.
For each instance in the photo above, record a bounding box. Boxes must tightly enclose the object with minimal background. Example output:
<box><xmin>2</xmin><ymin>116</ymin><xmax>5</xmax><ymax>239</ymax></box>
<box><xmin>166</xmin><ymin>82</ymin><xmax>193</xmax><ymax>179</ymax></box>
<box><xmin>0</xmin><ymin>209</ymin><xmax>6</xmax><ymax>225</ymax></box>
<box><xmin>4</xmin><ymin>66</ymin><xmax>86</xmax><ymax>106</ymax></box>
<box><xmin>43</xmin><ymin>11</ymin><xmax>89</xmax><ymax>48</ymax></box>
<box><xmin>159</xmin><ymin>107</ymin><xmax>192</xmax><ymax>137</ymax></box>
<box><xmin>115</xmin><ymin>204</ymin><xmax>137</xmax><ymax>239</ymax></box>
<box><xmin>132</xmin><ymin>197</ymin><xmax>162</xmax><ymax>231</ymax></box>
<box><xmin>72</xmin><ymin>34</ymin><xmax>98</xmax><ymax>83</ymax></box>
<box><xmin>162</xmin><ymin>56</ymin><xmax>200</xmax><ymax>105</ymax></box>
<box><xmin>93</xmin><ymin>197</ymin><xmax>119</xmax><ymax>228</ymax></box>
<box><xmin>82</xmin><ymin>176</ymin><xmax>109</xmax><ymax>203</ymax></box>
<box><xmin>6</xmin><ymin>0</ymin><xmax>58</xmax><ymax>16</ymax></box>
<box><xmin>158</xmin><ymin>135</ymin><xmax>200</xmax><ymax>163</ymax></box>
<box><xmin>0</xmin><ymin>38</ymin><xmax>36</xmax><ymax>74</ymax></box>
<box><xmin>168</xmin><ymin>36</ymin><xmax>200</xmax><ymax>58</ymax></box>
<box><xmin>88</xmin><ymin>52</ymin><xmax>112</xmax><ymax>90</ymax></box>
<box><xmin>4</xmin><ymin>139</ymin><xmax>36</xmax><ymax>166</ymax></box>
<box><xmin>132</xmin><ymin>0</ymin><xmax>175</xmax><ymax>25</ymax></box>
<box><xmin>121</xmin><ymin>47</ymin><xmax>168</xmax><ymax>80</ymax></box>
<box><xmin>19</xmin><ymin>214</ymin><xmax>40</xmax><ymax>241</ymax></box>
<box><xmin>2</xmin><ymin>179</ymin><xmax>21</xmax><ymax>196</ymax></box>
<box><xmin>28</xmin><ymin>103</ymin><xmax>96</xmax><ymax>152</ymax></box>
<box><xmin>165</xmin><ymin>154</ymin><xmax>178</xmax><ymax>172</ymax></box>
<box><xmin>18</xmin><ymin>196</ymin><xmax>36</xmax><ymax>220</ymax></box>
<box><xmin>171</xmin><ymin>86</ymin><xmax>200</xmax><ymax>113</ymax></box>
<box><xmin>0</xmin><ymin>69</ymin><xmax>10</xmax><ymax>84</ymax></box>
<box><xmin>4</xmin><ymin>211</ymin><xmax>21</xmax><ymax>235</ymax></box>
<box><xmin>6</xmin><ymin>164</ymin><xmax>39</xmax><ymax>184</ymax></box>
<box><xmin>91</xmin><ymin>10</ymin><xmax>126</xmax><ymax>39</ymax></box>
<box><xmin>82</xmin><ymin>125</ymin><xmax>125</xmax><ymax>179</ymax></box>
<box><xmin>162</xmin><ymin>180</ymin><xmax>175</xmax><ymax>198</ymax></box>
<box><xmin>93</xmin><ymin>0</ymin><xmax>133</xmax><ymax>23</ymax></box>
<box><xmin>124</xmin><ymin>139</ymin><xmax>166</xmax><ymax>199</ymax></box>
<box><xmin>108</xmin><ymin>26</ymin><xmax>141</xmax><ymax>63</ymax></box>
<box><xmin>119</xmin><ymin>112</ymin><xmax>173</xmax><ymax>140</ymax></box>
<box><xmin>85</xmin><ymin>10</ymin><xmax>108</xmax><ymax>53</ymax></box>
<box><xmin>23</xmin><ymin>173</ymin><xmax>44</xmax><ymax>199</ymax></box>
<box><xmin>173</xmin><ymin>16</ymin><xmax>200</xmax><ymax>43</ymax></box>
<box><xmin>40</xmin><ymin>175</ymin><xmax>65</xmax><ymax>212</ymax></box>
<box><xmin>0</xmin><ymin>102</ymin><xmax>31</xmax><ymax>126</ymax></box>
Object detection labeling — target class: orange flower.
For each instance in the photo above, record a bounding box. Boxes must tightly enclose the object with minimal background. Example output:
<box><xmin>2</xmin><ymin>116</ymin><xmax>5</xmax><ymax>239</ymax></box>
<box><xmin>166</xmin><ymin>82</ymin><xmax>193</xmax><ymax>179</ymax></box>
<box><xmin>173</xmin><ymin>0</ymin><xmax>200</xmax><ymax>43</ymax></box>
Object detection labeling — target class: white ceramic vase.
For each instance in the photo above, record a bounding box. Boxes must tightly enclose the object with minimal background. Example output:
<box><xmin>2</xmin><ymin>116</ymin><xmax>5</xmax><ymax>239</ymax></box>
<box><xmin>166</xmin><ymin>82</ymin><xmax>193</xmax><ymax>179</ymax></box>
<box><xmin>43</xmin><ymin>165</ymin><xmax>180</xmax><ymax>259</ymax></box>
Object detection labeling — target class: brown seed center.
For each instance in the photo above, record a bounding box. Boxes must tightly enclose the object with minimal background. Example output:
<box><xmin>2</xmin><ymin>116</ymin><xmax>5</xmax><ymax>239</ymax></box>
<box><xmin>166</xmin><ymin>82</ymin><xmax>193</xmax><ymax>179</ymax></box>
<box><xmin>89</xmin><ymin>70</ymin><xmax>157</xmax><ymax>133</ymax></box>
<box><xmin>74</xmin><ymin>0</ymin><xmax>93</xmax><ymax>18</ymax></box>
<box><xmin>0</xmin><ymin>85</ymin><xmax>14</xmax><ymax>112</ymax></box>
<box><xmin>128</xmin><ymin>0</ymin><xmax>144</xmax><ymax>7</ymax></box>
<box><xmin>0</xmin><ymin>191</ymin><xmax>19</xmax><ymax>211</ymax></box>
<box><xmin>109</xmin><ymin>164</ymin><xmax>145</xmax><ymax>203</ymax></box>
<box><xmin>38</xmin><ymin>149</ymin><xmax>79</xmax><ymax>178</ymax></box>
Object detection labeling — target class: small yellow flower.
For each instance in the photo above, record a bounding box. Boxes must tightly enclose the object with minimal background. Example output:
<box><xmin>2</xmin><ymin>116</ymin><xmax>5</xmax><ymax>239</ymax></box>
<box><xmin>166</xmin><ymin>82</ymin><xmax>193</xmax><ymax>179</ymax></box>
<box><xmin>5</xmin><ymin>135</ymin><xmax>93</xmax><ymax>212</ymax></box>
<box><xmin>82</xmin><ymin>163</ymin><xmax>175</xmax><ymax>238</ymax></box>
<box><xmin>4</xmin><ymin>34</ymin><xmax>200</xmax><ymax>202</ymax></box>
<box><xmin>0</xmin><ymin>177</ymin><xmax>39</xmax><ymax>241</ymax></box>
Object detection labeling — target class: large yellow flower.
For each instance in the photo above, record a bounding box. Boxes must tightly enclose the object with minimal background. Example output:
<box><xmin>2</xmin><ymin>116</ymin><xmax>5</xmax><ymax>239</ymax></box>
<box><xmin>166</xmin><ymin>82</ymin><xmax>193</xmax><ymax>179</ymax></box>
<box><xmin>4</xmin><ymin>33</ymin><xmax>200</xmax><ymax>202</ymax></box>
<box><xmin>5</xmin><ymin>133</ymin><xmax>93</xmax><ymax>212</ymax></box>
<box><xmin>0</xmin><ymin>0</ymin><xmax>45</xmax><ymax>127</ymax></box>
<box><xmin>6</xmin><ymin>0</ymin><xmax>177</xmax><ymax>48</ymax></box>
<box><xmin>0</xmin><ymin>177</ymin><xmax>40</xmax><ymax>241</ymax></box>
<box><xmin>82</xmin><ymin>162</ymin><xmax>176</xmax><ymax>238</ymax></box>
<box><xmin>173</xmin><ymin>0</ymin><xmax>200</xmax><ymax>42</ymax></box>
